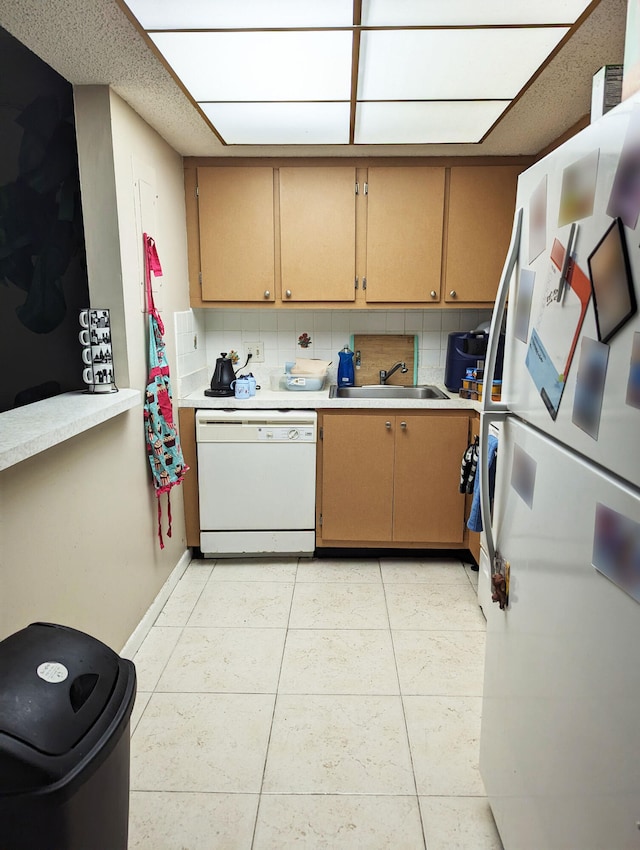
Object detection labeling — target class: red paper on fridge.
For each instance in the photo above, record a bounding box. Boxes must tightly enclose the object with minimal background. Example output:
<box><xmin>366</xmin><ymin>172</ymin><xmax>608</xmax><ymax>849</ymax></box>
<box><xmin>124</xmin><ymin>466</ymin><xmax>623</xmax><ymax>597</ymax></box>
<box><xmin>525</xmin><ymin>238</ymin><xmax>592</xmax><ymax>420</ymax></box>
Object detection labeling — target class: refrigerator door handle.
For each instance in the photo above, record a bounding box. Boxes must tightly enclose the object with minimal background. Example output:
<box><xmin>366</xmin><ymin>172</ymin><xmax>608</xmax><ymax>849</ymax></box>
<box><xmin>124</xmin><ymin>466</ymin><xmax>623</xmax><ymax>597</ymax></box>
<box><xmin>479</xmin><ymin>410</ymin><xmax>506</xmax><ymax>565</ymax></box>
<box><xmin>483</xmin><ymin>206</ymin><xmax>523</xmax><ymax>415</ymax></box>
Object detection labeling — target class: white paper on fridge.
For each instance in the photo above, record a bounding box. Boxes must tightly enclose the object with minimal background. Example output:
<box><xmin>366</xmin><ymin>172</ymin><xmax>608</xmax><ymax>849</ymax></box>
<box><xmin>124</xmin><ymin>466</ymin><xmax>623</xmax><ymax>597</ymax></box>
<box><xmin>525</xmin><ymin>238</ymin><xmax>592</xmax><ymax>420</ymax></box>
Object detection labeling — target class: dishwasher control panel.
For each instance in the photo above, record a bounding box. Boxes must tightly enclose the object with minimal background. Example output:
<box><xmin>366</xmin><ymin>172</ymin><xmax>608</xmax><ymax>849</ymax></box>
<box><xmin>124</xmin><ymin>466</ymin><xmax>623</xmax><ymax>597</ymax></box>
<box><xmin>196</xmin><ymin>409</ymin><xmax>317</xmax><ymax>444</ymax></box>
<box><xmin>257</xmin><ymin>426</ymin><xmax>314</xmax><ymax>442</ymax></box>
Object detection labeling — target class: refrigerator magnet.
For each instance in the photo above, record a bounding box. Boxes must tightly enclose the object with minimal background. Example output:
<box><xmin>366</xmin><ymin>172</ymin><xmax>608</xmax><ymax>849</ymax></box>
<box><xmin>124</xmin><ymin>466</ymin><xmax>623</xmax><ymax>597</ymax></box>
<box><xmin>592</xmin><ymin>503</ymin><xmax>640</xmax><ymax>604</ymax></box>
<box><xmin>606</xmin><ymin>107</ymin><xmax>640</xmax><ymax>229</ymax></box>
<box><xmin>587</xmin><ymin>218</ymin><xmax>637</xmax><ymax>344</ymax></box>
<box><xmin>558</xmin><ymin>149</ymin><xmax>599</xmax><ymax>227</ymax></box>
<box><xmin>510</xmin><ymin>443</ymin><xmax>537</xmax><ymax>510</ymax></box>
<box><xmin>625</xmin><ymin>332</ymin><xmax>640</xmax><ymax>408</ymax></box>
<box><xmin>525</xmin><ymin>241</ymin><xmax>591</xmax><ymax>420</ymax></box>
<box><xmin>528</xmin><ymin>175</ymin><xmax>547</xmax><ymax>264</ymax></box>
<box><xmin>514</xmin><ymin>268</ymin><xmax>536</xmax><ymax>343</ymax></box>
<box><xmin>572</xmin><ymin>337</ymin><xmax>609</xmax><ymax>440</ymax></box>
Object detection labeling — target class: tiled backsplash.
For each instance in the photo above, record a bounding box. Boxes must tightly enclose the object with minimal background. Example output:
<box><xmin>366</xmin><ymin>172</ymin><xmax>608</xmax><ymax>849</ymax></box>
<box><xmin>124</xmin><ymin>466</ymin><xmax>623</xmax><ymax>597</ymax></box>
<box><xmin>174</xmin><ymin>308</ymin><xmax>493</xmax><ymax>395</ymax></box>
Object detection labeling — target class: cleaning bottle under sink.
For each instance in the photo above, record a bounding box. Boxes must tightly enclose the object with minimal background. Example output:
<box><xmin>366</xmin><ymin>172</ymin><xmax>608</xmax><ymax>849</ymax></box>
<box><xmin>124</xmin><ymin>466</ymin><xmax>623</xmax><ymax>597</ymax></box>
<box><xmin>337</xmin><ymin>346</ymin><xmax>355</xmax><ymax>387</ymax></box>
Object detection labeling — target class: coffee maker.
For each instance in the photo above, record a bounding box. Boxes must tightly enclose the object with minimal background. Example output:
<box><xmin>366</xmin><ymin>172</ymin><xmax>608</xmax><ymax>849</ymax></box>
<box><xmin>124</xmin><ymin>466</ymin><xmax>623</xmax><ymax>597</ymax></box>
<box><xmin>444</xmin><ymin>331</ymin><xmax>504</xmax><ymax>392</ymax></box>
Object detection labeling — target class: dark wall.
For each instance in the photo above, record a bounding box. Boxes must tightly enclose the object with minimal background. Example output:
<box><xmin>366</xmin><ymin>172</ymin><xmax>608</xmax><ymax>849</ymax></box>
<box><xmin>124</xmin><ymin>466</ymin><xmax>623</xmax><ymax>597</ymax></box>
<box><xmin>0</xmin><ymin>26</ymin><xmax>90</xmax><ymax>412</ymax></box>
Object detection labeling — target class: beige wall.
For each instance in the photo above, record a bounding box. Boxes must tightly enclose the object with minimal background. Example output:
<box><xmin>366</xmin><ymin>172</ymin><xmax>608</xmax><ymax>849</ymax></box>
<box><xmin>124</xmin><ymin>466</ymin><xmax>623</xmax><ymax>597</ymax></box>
<box><xmin>0</xmin><ymin>86</ymin><xmax>191</xmax><ymax>651</ymax></box>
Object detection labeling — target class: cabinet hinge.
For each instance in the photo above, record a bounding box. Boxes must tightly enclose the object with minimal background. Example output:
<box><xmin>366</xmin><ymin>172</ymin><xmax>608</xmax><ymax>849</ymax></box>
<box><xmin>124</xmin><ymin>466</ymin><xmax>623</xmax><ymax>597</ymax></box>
<box><xmin>354</xmin><ymin>277</ymin><xmax>358</xmax><ymax>290</ymax></box>
<box><xmin>195</xmin><ymin>185</ymin><xmax>199</xmax><ymax>198</ymax></box>
<box><xmin>364</xmin><ymin>182</ymin><xmax>368</xmax><ymax>195</ymax></box>
<box><xmin>199</xmin><ymin>272</ymin><xmax>202</xmax><ymax>285</ymax></box>
<box><xmin>319</xmin><ymin>426</ymin><xmax>323</xmax><ymax>440</ymax></box>
<box><xmin>362</xmin><ymin>277</ymin><xmax>367</xmax><ymax>290</ymax></box>
<box><xmin>355</xmin><ymin>181</ymin><xmax>359</xmax><ymax>195</ymax></box>
<box><xmin>319</xmin><ymin>513</ymin><xmax>323</xmax><ymax>526</ymax></box>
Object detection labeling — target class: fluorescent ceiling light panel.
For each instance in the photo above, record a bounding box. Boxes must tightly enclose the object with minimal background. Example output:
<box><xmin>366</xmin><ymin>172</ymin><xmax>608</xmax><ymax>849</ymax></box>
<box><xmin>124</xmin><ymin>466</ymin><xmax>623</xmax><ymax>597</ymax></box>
<box><xmin>361</xmin><ymin>0</ymin><xmax>593</xmax><ymax>26</ymax></box>
<box><xmin>126</xmin><ymin>0</ymin><xmax>353</xmax><ymax>29</ymax></box>
<box><xmin>151</xmin><ymin>30</ymin><xmax>353</xmax><ymax>101</ymax></box>
<box><xmin>358</xmin><ymin>28</ymin><xmax>569</xmax><ymax>100</ymax></box>
<box><xmin>200</xmin><ymin>102</ymin><xmax>350</xmax><ymax>144</ymax></box>
<box><xmin>122</xmin><ymin>0</ymin><xmax>593</xmax><ymax>146</ymax></box>
<box><xmin>355</xmin><ymin>101</ymin><xmax>510</xmax><ymax>144</ymax></box>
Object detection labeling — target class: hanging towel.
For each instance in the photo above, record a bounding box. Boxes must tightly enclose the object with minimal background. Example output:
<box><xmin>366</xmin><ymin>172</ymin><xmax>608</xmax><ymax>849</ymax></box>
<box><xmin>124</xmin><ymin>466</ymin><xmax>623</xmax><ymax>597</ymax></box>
<box><xmin>467</xmin><ymin>434</ymin><xmax>498</xmax><ymax>532</ymax></box>
<box><xmin>459</xmin><ymin>435</ymin><xmax>479</xmax><ymax>494</ymax></box>
<box><xmin>142</xmin><ymin>233</ymin><xmax>189</xmax><ymax>548</ymax></box>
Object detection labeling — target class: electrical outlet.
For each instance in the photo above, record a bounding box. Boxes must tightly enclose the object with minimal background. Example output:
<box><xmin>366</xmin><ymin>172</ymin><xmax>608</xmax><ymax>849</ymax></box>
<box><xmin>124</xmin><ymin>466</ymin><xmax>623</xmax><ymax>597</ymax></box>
<box><xmin>245</xmin><ymin>341</ymin><xmax>264</xmax><ymax>362</ymax></box>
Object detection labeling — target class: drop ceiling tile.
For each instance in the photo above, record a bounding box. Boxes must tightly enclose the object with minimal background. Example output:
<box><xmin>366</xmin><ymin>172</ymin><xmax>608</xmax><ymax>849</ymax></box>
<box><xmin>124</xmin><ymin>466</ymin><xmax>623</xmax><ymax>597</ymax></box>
<box><xmin>355</xmin><ymin>101</ymin><xmax>510</xmax><ymax>144</ymax></box>
<box><xmin>127</xmin><ymin>0</ymin><xmax>354</xmax><ymax>29</ymax></box>
<box><xmin>361</xmin><ymin>0</ymin><xmax>593</xmax><ymax>26</ymax></box>
<box><xmin>200</xmin><ymin>102</ymin><xmax>351</xmax><ymax>144</ymax></box>
<box><xmin>151</xmin><ymin>30</ymin><xmax>353</xmax><ymax>101</ymax></box>
<box><xmin>358</xmin><ymin>28</ymin><xmax>570</xmax><ymax>100</ymax></box>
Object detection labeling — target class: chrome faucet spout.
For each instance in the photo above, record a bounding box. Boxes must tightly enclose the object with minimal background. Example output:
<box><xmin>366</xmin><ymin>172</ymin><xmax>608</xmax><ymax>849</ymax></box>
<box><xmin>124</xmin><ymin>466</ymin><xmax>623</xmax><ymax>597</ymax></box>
<box><xmin>379</xmin><ymin>361</ymin><xmax>409</xmax><ymax>384</ymax></box>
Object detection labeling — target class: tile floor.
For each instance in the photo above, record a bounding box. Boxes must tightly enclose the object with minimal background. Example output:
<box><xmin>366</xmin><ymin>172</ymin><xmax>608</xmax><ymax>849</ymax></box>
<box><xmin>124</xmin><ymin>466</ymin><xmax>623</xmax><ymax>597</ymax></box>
<box><xmin>128</xmin><ymin>556</ymin><xmax>504</xmax><ymax>849</ymax></box>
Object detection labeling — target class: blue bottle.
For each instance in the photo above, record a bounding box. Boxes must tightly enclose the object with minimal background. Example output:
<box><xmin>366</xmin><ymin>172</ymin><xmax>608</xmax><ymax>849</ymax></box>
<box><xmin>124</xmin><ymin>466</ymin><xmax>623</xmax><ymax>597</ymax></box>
<box><xmin>337</xmin><ymin>346</ymin><xmax>355</xmax><ymax>386</ymax></box>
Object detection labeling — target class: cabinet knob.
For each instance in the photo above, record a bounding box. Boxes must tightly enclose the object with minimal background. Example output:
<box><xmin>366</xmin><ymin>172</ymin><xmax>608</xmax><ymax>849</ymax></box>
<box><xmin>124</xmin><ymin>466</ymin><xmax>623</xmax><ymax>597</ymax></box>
<box><xmin>449</xmin><ymin>290</ymin><xmax>457</xmax><ymax>298</ymax></box>
<box><xmin>285</xmin><ymin>289</ymin><xmax>292</xmax><ymax>298</ymax></box>
<box><xmin>430</xmin><ymin>290</ymin><xmax>437</xmax><ymax>299</ymax></box>
<box><xmin>264</xmin><ymin>290</ymin><xmax>270</xmax><ymax>299</ymax></box>
<box><xmin>400</xmin><ymin>421</ymin><xmax>407</xmax><ymax>429</ymax></box>
<box><xmin>385</xmin><ymin>421</ymin><xmax>392</xmax><ymax>429</ymax></box>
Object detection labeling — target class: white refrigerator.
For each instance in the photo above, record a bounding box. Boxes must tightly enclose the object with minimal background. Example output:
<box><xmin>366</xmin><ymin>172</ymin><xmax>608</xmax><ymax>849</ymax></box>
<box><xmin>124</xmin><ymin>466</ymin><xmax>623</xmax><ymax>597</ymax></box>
<box><xmin>479</xmin><ymin>91</ymin><xmax>640</xmax><ymax>850</ymax></box>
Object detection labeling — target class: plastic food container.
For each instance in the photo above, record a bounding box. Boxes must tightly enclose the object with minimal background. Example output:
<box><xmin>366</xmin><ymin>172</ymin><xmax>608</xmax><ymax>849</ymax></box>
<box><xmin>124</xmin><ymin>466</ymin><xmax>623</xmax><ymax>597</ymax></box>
<box><xmin>285</xmin><ymin>374</ymin><xmax>326</xmax><ymax>392</ymax></box>
<box><xmin>269</xmin><ymin>372</ymin><xmax>287</xmax><ymax>391</ymax></box>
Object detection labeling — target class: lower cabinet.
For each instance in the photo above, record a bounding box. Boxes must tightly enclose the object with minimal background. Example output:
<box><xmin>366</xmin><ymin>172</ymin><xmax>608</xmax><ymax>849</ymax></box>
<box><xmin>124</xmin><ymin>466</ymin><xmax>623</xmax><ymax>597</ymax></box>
<box><xmin>318</xmin><ymin>410</ymin><xmax>471</xmax><ymax>547</ymax></box>
<box><xmin>178</xmin><ymin>407</ymin><xmax>200</xmax><ymax>548</ymax></box>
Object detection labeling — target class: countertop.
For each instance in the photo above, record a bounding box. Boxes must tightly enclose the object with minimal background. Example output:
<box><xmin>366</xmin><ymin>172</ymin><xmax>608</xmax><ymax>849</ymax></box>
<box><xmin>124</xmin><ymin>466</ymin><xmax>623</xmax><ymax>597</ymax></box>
<box><xmin>179</xmin><ymin>385</ymin><xmax>481</xmax><ymax>412</ymax></box>
<box><xmin>0</xmin><ymin>388</ymin><xmax>142</xmax><ymax>471</ymax></box>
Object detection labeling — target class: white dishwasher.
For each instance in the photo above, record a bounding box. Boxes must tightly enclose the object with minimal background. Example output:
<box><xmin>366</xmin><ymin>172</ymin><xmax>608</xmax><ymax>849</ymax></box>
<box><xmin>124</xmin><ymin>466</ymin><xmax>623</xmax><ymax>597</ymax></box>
<box><xmin>196</xmin><ymin>409</ymin><xmax>317</xmax><ymax>557</ymax></box>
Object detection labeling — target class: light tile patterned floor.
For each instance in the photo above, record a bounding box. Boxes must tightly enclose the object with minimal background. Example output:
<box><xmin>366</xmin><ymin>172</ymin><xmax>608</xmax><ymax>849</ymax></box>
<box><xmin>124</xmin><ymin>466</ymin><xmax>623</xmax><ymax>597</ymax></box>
<box><xmin>128</xmin><ymin>556</ymin><xmax>503</xmax><ymax>850</ymax></box>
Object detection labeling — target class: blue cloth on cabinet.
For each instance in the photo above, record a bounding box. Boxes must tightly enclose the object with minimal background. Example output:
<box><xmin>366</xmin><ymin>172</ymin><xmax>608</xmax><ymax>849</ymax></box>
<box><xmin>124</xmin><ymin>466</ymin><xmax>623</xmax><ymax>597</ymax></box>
<box><xmin>467</xmin><ymin>434</ymin><xmax>498</xmax><ymax>532</ymax></box>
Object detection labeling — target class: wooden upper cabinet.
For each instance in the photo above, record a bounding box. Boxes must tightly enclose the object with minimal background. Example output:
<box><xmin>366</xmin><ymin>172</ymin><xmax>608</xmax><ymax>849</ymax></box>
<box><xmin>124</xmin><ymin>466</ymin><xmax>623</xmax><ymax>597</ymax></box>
<box><xmin>279</xmin><ymin>167</ymin><xmax>356</xmax><ymax>302</ymax></box>
<box><xmin>444</xmin><ymin>165</ymin><xmax>521</xmax><ymax>304</ymax></box>
<box><xmin>197</xmin><ymin>167</ymin><xmax>275</xmax><ymax>302</ymax></box>
<box><xmin>365</xmin><ymin>166</ymin><xmax>445</xmax><ymax>303</ymax></box>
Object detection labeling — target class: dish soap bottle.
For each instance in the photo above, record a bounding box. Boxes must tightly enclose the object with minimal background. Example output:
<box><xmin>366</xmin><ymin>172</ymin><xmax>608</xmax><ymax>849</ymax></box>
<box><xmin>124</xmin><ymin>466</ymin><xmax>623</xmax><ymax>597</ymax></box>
<box><xmin>337</xmin><ymin>346</ymin><xmax>355</xmax><ymax>387</ymax></box>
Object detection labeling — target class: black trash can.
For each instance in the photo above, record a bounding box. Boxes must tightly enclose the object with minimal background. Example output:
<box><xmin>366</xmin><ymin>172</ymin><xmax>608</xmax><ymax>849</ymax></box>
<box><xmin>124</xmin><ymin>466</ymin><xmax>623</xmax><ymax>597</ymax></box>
<box><xmin>0</xmin><ymin>622</ymin><xmax>136</xmax><ymax>850</ymax></box>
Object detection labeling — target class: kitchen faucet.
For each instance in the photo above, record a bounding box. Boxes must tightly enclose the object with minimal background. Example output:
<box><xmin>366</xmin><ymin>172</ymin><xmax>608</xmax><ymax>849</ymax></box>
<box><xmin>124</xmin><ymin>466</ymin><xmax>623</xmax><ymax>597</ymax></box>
<box><xmin>379</xmin><ymin>361</ymin><xmax>408</xmax><ymax>384</ymax></box>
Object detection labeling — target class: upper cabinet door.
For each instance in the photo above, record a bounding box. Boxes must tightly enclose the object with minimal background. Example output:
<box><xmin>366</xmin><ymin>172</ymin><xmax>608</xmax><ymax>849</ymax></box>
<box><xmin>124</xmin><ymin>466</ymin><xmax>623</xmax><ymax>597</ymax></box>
<box><xmin>279</xmin><ymin>167</ymin><xmax>356</xmax><ymax>302</ymax></box>
<box><xmin>444</xmin><ymin>165</ymin><xmax>521</xmax><ymax>304</ymax></box>
<box><xmin>197</xmin><ymin>167</ymin><xmax>275</xmax><ymax>302</ymax></box>
<box><xmin>365</xmin><ymin>167</ymin><xmax>445</xmax><ymax>304</ymax></box>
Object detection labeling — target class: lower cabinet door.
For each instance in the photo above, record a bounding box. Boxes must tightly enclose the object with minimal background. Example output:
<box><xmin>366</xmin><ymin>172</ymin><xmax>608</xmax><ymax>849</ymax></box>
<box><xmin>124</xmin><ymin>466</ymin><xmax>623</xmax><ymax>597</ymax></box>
<box><xmin>321</xmin><ymin>414</ymin><xmax>394</xmax><ymax>541</ymax></box>
<box><xmin>392</xmin><ymin>415</ymin><xmax>469</xmax><ymax>543</ymax></box>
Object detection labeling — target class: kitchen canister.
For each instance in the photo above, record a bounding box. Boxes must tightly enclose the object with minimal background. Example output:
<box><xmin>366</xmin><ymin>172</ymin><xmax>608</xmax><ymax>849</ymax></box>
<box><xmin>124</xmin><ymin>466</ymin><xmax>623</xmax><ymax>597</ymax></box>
<box><xmin>78</xmin><ymin>308</ymin><xmax>118</xmax><ymax>393</ymax></box>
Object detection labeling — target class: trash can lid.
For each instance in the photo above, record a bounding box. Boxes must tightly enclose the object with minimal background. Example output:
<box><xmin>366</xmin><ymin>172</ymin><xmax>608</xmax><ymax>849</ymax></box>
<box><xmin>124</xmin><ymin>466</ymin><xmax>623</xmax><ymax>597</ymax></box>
<box><xmin>0</xmin><ymin>623</ymin><xmax>121</xmax><ymax>756</ymax></box>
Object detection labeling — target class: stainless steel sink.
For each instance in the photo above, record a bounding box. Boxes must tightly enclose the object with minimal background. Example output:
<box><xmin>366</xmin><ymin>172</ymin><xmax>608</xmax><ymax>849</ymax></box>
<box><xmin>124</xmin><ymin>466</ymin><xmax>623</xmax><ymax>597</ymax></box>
<box><xmin>329</xmin><ymin>384</ymin><xmax>450</xmax><ymax>400</ymax></box>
